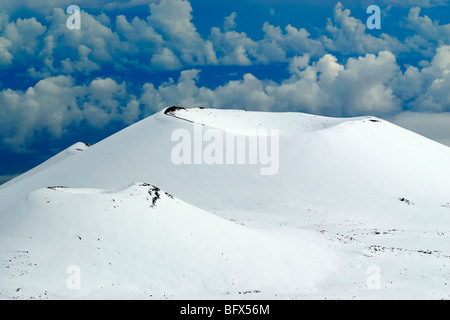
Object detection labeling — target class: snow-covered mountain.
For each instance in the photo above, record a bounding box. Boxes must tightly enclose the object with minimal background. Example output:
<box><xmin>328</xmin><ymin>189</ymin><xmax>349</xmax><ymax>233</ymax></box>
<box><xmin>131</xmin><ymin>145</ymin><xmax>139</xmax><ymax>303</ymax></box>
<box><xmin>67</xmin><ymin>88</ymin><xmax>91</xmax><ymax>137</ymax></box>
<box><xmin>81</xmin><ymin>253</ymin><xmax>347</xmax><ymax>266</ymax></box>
<box><xmin>1</xmin><ymin>107</ymin><xmax>449</xmax><ymax>299</ymax></box>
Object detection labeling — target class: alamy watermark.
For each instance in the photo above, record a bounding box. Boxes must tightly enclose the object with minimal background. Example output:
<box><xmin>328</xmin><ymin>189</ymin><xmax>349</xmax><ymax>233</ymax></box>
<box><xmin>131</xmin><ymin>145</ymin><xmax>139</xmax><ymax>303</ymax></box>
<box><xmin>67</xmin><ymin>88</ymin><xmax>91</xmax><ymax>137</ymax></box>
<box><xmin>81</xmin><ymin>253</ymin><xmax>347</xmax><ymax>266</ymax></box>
<box><xmin>66</xmin><ymin>265</ymin><xmax>81</xmax><ymax>290</ymax></box>
<box><xmin>66</xmin><ymin>5</ymin><xmax>81</xmax><ymax>30</ymax></box>
<box><xmin>366</xmin><ymin>5</ymin><xmax>381</xmax><ymax>30</ymax></box>
<box><xmin>170</xmin><ymin>124</ymin><xmax>280</xmax><ymax>176</ymax></box>
<box><xmin>366</xmin><ymin>265</ymin><xmax>381</xmax><ymax>289</ymax></box>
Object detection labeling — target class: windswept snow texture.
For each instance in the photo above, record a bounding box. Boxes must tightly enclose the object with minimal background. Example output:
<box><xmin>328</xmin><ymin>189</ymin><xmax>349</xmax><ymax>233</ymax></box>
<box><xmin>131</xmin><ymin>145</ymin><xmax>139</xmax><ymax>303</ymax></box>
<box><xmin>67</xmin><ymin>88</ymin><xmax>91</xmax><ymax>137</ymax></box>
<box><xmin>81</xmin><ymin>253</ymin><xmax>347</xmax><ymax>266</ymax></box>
<box><xmin>1</xmin><ymin>107</ymin><xmax>450</xmax><ymax>299</ymax></box>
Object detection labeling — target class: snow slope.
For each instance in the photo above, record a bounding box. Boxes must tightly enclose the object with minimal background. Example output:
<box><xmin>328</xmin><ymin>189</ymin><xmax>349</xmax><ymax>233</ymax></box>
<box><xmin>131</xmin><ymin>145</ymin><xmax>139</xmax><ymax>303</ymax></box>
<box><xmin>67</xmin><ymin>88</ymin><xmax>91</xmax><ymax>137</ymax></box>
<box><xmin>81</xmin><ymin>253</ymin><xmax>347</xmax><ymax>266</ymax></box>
<box><xmin>0</xmin><ymin>183</ymin><xmax>337</xmax><ymax>299</ymax></box>
<box><xmin>1</xmin><ymin>107</ymin><xmax>449</xmax><ymax>299</ymax></box>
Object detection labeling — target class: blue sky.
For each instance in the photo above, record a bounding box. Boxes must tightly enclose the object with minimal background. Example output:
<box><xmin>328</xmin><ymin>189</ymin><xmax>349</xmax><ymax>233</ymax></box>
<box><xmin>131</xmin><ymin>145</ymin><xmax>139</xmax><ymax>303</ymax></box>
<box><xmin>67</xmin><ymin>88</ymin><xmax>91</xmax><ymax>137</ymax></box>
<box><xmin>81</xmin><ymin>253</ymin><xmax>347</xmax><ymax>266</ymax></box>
<box><xmin>0</xmin><ymin>0</ymin><xmax>450</xmax><ymax>184</ymax></box>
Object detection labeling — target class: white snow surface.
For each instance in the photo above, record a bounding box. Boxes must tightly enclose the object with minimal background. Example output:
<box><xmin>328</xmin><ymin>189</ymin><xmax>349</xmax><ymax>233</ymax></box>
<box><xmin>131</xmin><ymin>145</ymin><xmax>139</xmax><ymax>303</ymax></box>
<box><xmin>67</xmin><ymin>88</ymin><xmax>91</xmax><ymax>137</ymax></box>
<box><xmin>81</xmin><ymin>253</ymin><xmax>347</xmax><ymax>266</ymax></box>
<box><xmin>0</xmin><ymin>107</ymin><xmax>449</xmax><ymax>299</ymax></box>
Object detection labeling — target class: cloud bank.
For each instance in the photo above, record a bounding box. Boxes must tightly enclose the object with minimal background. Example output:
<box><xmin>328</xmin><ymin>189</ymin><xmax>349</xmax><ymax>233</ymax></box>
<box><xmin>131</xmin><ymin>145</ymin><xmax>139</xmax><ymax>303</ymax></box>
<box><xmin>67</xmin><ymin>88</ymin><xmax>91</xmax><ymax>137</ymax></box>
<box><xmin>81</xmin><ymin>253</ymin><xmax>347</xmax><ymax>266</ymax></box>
<box><xmin>0</xmin><ymin>0</ymin><xmax>449</xmax><ymax>149</ymax></box>
<box><xmin>2</xmin><ymin>45</ymin><xmax>449</xmax><ymax>148</ymax></box>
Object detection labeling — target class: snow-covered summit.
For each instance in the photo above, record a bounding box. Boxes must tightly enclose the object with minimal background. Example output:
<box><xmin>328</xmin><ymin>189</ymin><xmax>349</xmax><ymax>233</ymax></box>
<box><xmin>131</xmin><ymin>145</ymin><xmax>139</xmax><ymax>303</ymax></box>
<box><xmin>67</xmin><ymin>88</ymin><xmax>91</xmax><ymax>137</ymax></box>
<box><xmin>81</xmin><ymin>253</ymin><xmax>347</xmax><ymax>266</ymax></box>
<box><xmin>1</xmin><ymin>107</ymin><xmax>449</xmax><ymax>299</ymax></box>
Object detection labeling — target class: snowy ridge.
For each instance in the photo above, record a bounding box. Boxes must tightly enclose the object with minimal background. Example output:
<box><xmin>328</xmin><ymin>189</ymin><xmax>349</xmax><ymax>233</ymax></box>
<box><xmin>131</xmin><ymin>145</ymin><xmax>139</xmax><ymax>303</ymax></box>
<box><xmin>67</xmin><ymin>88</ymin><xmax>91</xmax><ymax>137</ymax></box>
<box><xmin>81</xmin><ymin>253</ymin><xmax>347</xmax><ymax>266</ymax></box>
<box><xmin>0</xmin><ymin>142</ymin><xmax>91</xmax><ymax>190</ymax></box>
<box><xmin>164</xmin><ymin>105</ymin><xmax>372</xmax><ymax>133</ymax></box>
